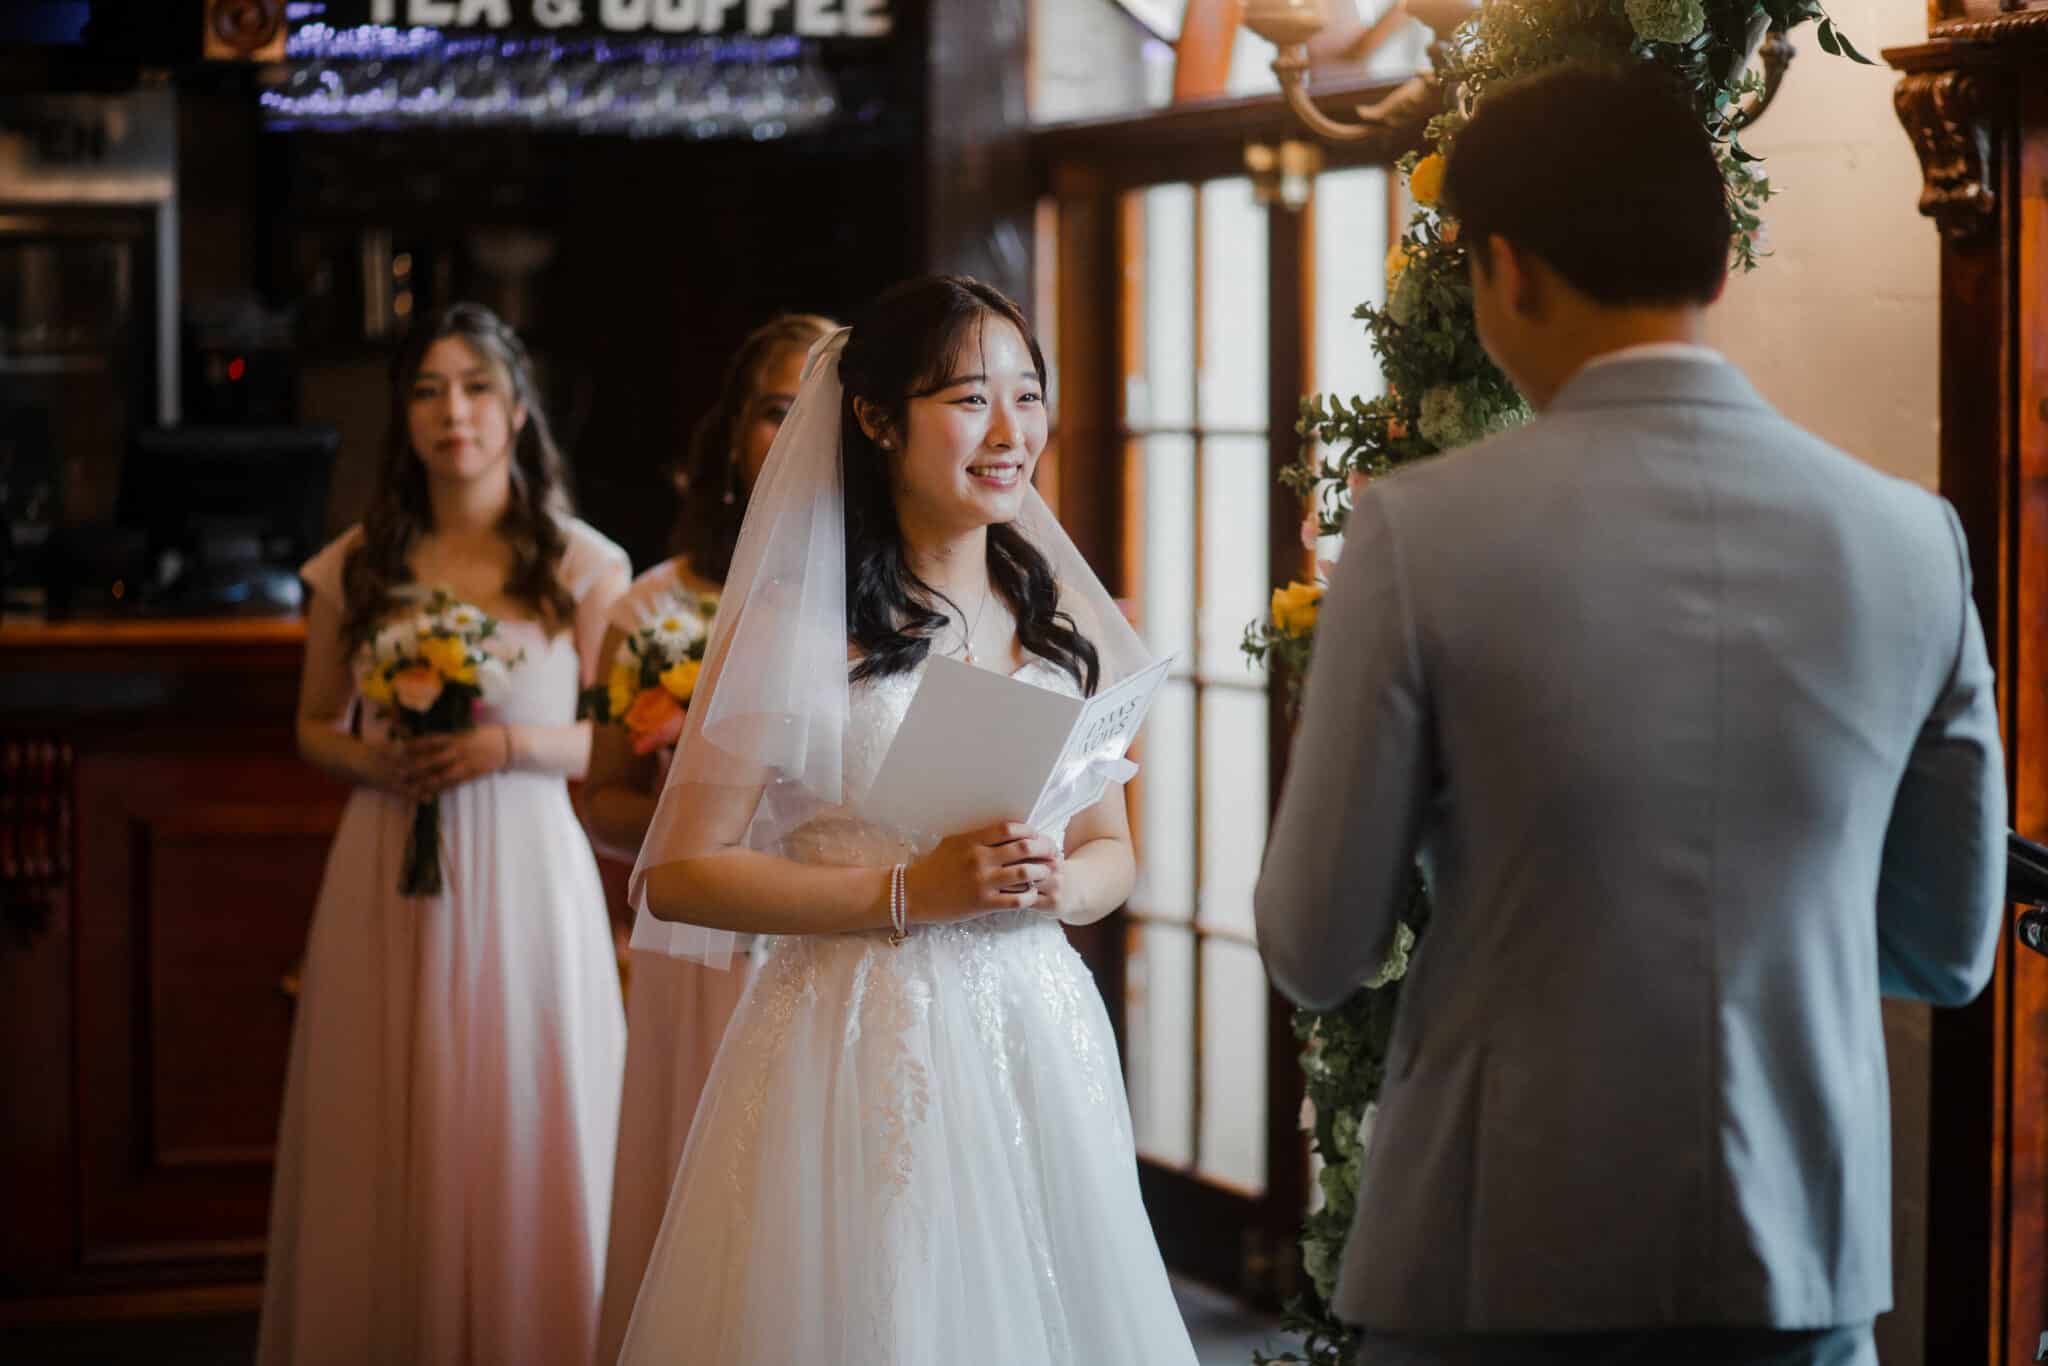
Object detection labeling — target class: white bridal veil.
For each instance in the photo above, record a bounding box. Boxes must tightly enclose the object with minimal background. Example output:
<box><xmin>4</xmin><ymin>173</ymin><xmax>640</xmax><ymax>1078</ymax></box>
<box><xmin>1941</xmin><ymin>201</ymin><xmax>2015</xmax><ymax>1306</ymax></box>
<box><xmin>627</xmin><ymin>327</ymin><xmax>1155</xmax><ymax>968</ymax></box>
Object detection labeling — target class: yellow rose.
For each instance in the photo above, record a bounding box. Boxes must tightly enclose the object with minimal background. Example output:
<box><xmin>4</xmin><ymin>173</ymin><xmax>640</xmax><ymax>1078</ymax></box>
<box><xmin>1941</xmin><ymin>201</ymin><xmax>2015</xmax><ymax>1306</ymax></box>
<box><xmin>1271</xmin><ymin>580</ymin><xmax>1324</xmax><ymax>638</ymax></box>
<box><xmin>419</xmin><ymin>634</ymin><xmax>476</xmax><ymax>685</ymax></box>
<box><xmin>659</xmin><ymin>658</ymin><xmax>702</xmax><ymax>704</ymax></box>
<box><xmin>608</xmin><ymin>660</ymin><xmax>638</xmax><ymax>720</ymax></box>
<box><xmin>361</xmin><ymin>667</ymin><xmax>394</xmax><ymax>705</ymax></box>
<box><xmin>1408</xmin><ymin>152</ymin><xmax>1446</xmax><ymax>208</ymax></box>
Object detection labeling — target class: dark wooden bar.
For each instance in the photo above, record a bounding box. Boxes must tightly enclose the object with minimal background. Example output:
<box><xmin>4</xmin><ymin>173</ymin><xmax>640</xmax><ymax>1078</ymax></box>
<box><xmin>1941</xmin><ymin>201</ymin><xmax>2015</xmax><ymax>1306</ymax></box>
<box><xmin>0</xmin><ymin>0</ymin><xmax>995</xmax><ymax>1335</ymax></box>
<box><xmin>1</xmin><ymin>620</ymin><xmax>345</xmax><ymax>1318</ymax></box>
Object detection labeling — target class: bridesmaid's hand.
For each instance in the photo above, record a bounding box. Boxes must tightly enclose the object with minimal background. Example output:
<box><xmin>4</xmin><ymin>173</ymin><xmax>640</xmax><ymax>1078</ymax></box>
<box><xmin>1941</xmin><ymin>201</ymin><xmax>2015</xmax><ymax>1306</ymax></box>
<box><xmin>905</xmin><ymin>822</ymin><xmax>1060</xmax><ymax>922</ymax></box>
<box><xmin>363</xmin><ymin>738</ymin><xmax>431</xmax><ymax>803</ymax></box>
<box><xmin>401</xmin><ymin>727</ymin><xmax>509</xmax><ymax>799</ymax></box>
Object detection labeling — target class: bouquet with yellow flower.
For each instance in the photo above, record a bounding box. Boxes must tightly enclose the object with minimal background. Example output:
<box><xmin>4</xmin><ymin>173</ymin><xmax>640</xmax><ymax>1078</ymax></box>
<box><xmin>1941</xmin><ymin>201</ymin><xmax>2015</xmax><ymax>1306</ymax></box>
<box><xmin>579</xmin><ymin>586</ymin><xmax>718</xmax><ymax>757</ymax></box>
<box><xmin>360</xmin><ymin>588</ymin><xmax>521</xmax><ymax>897</ymax></box>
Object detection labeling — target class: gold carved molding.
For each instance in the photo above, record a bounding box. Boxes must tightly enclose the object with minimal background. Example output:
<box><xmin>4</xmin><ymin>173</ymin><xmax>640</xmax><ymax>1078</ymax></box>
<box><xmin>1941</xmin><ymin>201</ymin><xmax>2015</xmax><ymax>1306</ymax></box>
<box><xmin>1893</xmin><ymin>69</ymin><xmax>2004</xmax><ymax>243</ymax></box>
<box><xmin>1928</xmin><ymin>7</ymin><xmax>2048</xmax><ymax>45</ymax></box>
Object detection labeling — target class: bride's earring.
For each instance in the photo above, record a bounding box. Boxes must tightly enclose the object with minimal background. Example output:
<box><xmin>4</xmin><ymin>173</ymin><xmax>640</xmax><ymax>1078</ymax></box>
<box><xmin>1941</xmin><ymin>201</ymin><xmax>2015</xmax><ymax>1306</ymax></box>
<box><xmin>722</xmin><ymin>444</ymin><xmax>740</xmax><ymax>506</ymax></box>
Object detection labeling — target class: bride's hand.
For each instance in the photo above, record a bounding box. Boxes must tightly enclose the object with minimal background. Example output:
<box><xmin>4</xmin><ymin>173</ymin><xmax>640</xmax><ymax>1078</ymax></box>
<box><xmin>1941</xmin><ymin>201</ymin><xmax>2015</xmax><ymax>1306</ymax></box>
<box><xmin>1019</xmin><ymin>842</ymin><xmax>1068</xmax><ymax>916</ymax></box>
<box><xmin>905</xmin><ymin>822</ymin><xmax>1060</xmax><ymax>922</ymax></box>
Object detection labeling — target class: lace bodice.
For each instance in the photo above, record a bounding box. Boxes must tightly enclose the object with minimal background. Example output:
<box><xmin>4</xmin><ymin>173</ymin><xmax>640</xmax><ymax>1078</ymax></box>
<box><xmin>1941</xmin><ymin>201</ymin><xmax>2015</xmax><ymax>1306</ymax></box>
<box><xmin>781</xmin><ymin>656</ymin><xmax>1082</xmax><ymax>869</ymax></box>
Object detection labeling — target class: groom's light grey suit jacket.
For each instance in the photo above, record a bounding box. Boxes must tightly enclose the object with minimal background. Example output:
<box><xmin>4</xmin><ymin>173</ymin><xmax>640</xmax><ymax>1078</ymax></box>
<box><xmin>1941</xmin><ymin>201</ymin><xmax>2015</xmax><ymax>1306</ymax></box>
<box><xmin>1254</xmin><ymin>354</ymin><xmax>2005</xmax><ymax>1337</ymax></box>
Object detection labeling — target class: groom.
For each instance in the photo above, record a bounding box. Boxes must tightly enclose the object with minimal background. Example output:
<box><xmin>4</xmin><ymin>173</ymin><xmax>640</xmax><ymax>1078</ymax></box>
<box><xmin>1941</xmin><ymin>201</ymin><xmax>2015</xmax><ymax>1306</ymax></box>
<box><xmin>1254</xmin><ymin>64</ymin><xmax>2005</xmax><ymax>1365</ymax></box>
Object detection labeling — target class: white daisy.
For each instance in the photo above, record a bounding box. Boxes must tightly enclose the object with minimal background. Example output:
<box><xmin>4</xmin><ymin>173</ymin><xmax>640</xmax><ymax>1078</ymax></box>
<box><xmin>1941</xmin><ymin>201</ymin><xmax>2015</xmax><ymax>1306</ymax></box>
<box><xmin>373</xmin><ymin>620</ymin><xmax>419</xmax><ymax>665</ymax></box>
<box><xmin>643</xmin><ymin>600</ymin><xmax>706</xmax><ymax>657</ymax></box>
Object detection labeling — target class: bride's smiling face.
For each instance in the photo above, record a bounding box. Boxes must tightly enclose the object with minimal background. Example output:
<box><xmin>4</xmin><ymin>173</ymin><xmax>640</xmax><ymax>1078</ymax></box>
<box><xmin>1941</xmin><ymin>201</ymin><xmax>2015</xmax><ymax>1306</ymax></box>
<box><xmin>883</xmin><ymin>316</ymin><xmax>1047</xmax><ymax>536</ymax></box>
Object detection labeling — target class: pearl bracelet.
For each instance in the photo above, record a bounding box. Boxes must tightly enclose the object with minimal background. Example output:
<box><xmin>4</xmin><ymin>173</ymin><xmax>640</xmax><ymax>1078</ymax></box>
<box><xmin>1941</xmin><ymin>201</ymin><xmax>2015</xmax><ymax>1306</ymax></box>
<box><xmin>888</xmin><ymin>863</ymin><xmax>909</xmax><ymax>946</ymax></box>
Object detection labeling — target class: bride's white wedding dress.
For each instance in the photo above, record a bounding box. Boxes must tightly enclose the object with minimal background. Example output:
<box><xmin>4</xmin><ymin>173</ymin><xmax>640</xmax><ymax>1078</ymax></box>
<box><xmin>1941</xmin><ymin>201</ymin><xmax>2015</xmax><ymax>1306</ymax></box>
<box><xmin>617</xmin><ymin>655</ymin><xmax>1197</xmax><ymax>1365</ymax></box>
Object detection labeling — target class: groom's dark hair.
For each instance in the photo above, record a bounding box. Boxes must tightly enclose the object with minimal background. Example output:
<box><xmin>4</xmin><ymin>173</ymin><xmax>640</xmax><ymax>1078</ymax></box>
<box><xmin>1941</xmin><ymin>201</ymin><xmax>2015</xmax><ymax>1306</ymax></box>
<box><xmin>1442</xmin><ymin>62</ymin><xmax>1730</xmax><ymax>308</ymax></box>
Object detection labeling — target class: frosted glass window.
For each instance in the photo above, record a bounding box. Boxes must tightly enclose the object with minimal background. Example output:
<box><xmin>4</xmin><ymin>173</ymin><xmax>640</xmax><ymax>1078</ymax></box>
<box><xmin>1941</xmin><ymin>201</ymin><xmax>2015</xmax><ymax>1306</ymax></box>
<box><xmin>1108</xmin><ymin>129</ymin><xmax>1307</xmax><ymax>1207</ymax></box>
<box><xmin>1135</xmin><ymin>680</ymin><xmax>1196</xmax><ymax>922</ymax></box>
<box><xmin>1196</xmin><ymin>686</ymin><xmax>1268</xmax><ymax>937</ymax></box>
<box><xmin>1198</xmin><ymin>178</ymin><xmax>1268</xmax><ymax>429</ymax></box>
<box><xmin>1031</xmin><ymin>1</ymin><xmax>1174</xmax><ymax>124</ymax></box>
<box><xmin>1198</xmin><ymin>435</ymin><xmax>1272</xmax><ymax>679</ymax></box>
<box><xmin>1198</xmin><ymin>937</ymin><xmax>1270</xmax><ymax>1190</ymax></box>
<box><xmin>1139</xmin><ymin>184</ymin><xmax>1196</xmax><ymax>428</ymax></box>
<box><xmin>1314</xmin><ymin>166</ymin><xmax>1390</xmax><ymax>399</ymax></box>
<box><xmin>1140</xmin><ymin>435</ymin><xmax>1196</xmax><ymax>662</ymax></box>
<box><xmin>1129</xmin><ymin>922</ymin><xmax>1197</xmax><ymax>1167</ymax></box>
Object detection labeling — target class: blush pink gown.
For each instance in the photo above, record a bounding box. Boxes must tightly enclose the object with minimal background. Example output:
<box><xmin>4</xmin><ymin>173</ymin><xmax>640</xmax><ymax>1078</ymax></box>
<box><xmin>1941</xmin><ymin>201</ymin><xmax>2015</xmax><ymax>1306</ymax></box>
<box><xmin>591</xmin><ymin>558</ymin><xmax>751</xmax><ymax>1366</ymax></box>
<box><xmin>258</xmin><ymin>520</ymin><xmax>629</xmax><ymax>1366</ymax></box>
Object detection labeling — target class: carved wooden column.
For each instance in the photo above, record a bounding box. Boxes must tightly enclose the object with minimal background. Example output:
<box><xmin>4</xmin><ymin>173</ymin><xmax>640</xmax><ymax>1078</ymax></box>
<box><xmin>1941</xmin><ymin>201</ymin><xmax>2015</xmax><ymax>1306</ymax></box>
<box><xmin>1889</xmin><ymin>16</ymin><xmax>2048</xmax><ymax>1365</ymax></box>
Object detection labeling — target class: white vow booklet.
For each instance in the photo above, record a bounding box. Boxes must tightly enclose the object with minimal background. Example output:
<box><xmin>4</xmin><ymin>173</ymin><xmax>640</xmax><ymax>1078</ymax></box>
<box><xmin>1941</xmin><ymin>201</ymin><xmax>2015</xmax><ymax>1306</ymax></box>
<box><xmin>863</xmin><ymin>655</ymin><xmax>1173</xmax><ymax>839</ymax></box>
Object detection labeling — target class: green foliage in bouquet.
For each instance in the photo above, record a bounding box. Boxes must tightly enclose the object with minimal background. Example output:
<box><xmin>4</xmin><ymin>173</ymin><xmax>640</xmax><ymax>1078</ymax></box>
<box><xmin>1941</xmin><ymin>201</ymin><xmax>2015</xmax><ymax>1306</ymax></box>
<box><xmin>359</xmin><ymin>588</ymin><xmax>518</xmax><ymax>898</ymax></box>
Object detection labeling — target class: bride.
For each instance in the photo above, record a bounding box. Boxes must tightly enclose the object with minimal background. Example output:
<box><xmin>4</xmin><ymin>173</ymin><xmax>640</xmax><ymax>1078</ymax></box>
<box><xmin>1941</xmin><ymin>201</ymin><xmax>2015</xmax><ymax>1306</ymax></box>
<box><xmin>617</xmin><ymin>275</ymin><xmax>1197</xmax><ymax>1364</ymax></box>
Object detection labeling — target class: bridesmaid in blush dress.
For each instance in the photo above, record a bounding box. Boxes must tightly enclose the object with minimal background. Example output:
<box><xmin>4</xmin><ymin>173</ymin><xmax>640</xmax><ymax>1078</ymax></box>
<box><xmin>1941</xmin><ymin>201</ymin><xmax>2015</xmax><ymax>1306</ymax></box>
<box><xmin>583</xmin><ymin>312</ymin><xmax>836</xmax><ymax>1366</ymax></box>
<box><xmin>260</xmin><ymin>303</ymin><xmax>629</xmax><ymax>1366</ymax></box>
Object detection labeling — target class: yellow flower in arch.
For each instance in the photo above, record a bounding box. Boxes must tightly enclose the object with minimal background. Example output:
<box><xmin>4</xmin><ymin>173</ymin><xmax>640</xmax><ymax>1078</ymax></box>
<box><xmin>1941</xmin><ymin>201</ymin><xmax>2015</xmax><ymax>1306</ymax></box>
<box><xmin>1385</xmin><ymin>242</ymin><xmax>1414</xmax><ymax>288</ymax></box>
<box><xmin>1408</xmin><ymin>152</ymin><xmax>1447</xmax><ymax>208</ymax></box>
<box><xmin>1270</xmin><ymin>581</ymin><xmax>1325</xmax><ymax>638</ymax></box>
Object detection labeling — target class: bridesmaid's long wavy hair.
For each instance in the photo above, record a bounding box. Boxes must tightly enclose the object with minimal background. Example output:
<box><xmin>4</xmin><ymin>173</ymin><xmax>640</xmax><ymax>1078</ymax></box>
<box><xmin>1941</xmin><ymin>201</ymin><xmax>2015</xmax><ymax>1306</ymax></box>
<box><xmin>839</xmin><ymin>275</ymin><xmax>1100</xmax><ymax>696</ymax></box>
<box><xmin>341</xmin><ymin>303</ymin><xmax>577</xmax><ymax>647</ymax></box>
<box><xmin>670</xmin><ymin>312</ymin><xmax>838</xmax><ymax>584</ymax></box>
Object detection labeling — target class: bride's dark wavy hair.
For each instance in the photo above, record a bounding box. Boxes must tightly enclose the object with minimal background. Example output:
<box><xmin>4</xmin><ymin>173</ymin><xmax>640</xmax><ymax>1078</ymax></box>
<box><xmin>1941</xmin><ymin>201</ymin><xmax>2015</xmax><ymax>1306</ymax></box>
<box><xmin>839</xmin><ymin>275</ymin><xmax>1100</xmax><ymax>696</ymax></box>
<box><xmin>341</xmin><ymin>302</ymin><xmax>577</xmax><ymax>647</ymax></box>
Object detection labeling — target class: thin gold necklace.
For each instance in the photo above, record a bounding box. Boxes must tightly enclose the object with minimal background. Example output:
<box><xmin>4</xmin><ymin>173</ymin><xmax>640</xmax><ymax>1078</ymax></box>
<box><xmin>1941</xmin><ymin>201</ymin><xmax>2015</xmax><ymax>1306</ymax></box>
<box><xmin>957</xmin><ymin>581</ymin><xmax>991</xmax><ymax>667</ymax></box>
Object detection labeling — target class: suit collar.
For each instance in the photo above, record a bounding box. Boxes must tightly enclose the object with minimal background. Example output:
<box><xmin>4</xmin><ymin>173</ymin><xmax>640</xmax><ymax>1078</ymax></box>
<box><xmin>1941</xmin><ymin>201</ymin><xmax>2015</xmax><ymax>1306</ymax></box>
<box><xmin>1548</xmin><ymin>353</ymin><xmax>1774</xmax><ymax>418</ymax></box>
